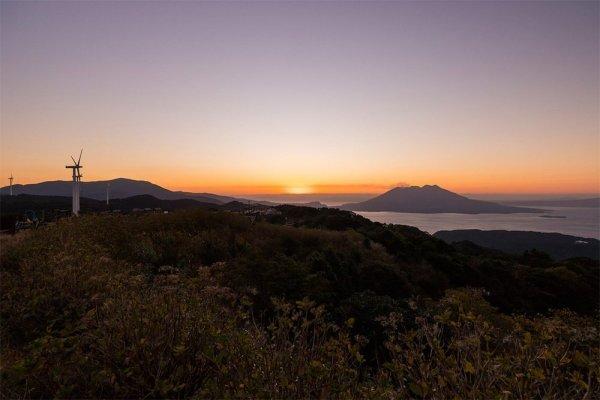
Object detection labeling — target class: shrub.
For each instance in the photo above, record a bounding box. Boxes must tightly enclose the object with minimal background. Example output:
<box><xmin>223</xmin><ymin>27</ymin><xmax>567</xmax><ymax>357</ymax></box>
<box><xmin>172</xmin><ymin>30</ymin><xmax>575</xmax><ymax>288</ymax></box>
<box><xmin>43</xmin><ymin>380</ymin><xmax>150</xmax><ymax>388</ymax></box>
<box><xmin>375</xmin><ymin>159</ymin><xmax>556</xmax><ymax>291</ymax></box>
<box><xmin>372</xmin><ymin>289</ymin><xmax>599</xmax><ymax>399</ymax></box>
<box><xmin>1</xmin><ymin>211</ymin><xmax>597</xmax><ymax>399</ymax></box>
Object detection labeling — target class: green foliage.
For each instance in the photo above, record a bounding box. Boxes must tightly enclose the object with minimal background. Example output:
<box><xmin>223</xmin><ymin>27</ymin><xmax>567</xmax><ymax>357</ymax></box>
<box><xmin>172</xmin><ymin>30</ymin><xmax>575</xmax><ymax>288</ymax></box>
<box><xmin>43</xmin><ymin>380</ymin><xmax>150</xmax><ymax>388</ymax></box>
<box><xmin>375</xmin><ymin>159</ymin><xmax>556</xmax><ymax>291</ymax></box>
<box><xmin>1</xmin><ymin>209</ymin><xmax>598</xmax><ymax>398</ymax></box>
<box><xmin>372</xmin><ymin>289</ymin><xmax>599</xmax><ymax>399</ymax></box>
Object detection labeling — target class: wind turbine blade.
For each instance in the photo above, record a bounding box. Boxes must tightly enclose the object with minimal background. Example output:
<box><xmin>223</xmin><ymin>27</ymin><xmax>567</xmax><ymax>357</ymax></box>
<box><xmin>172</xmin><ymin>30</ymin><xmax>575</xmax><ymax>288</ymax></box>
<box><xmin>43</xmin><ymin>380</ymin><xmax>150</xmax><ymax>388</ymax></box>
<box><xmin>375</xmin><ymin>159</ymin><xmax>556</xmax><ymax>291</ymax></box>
<box><xmin>71</xmin><ymin>156</ymin><xmax>77</xmax><ymax>165</ymax></box>
<box><xmin>78</xmin><ymin>149</ymin><xmax>83</xmax><ymax>165</ymax></box>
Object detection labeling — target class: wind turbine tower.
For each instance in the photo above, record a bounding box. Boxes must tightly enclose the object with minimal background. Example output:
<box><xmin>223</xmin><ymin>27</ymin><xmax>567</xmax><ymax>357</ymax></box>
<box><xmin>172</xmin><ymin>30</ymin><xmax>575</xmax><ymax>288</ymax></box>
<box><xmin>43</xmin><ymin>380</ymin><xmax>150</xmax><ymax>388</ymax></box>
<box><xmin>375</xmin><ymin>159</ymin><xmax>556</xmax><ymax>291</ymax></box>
<box><xmin>65</xmin><ymin>150</ymin><xmax>83</xmax><ymax>216</ymax></box>
<box><xmin>8</xmin><ymin>174</ymin><xmax>13</xmax><ymax>196</ymax></box>
<box><xmin>76</xmin><ymin>168</ymin><xmax>83</xmax><ymax>213</ymax></box>
<box><xmin>106</xmin><ymin>182</ymin><xmax>110</xmax><ymax>206</ymax></box>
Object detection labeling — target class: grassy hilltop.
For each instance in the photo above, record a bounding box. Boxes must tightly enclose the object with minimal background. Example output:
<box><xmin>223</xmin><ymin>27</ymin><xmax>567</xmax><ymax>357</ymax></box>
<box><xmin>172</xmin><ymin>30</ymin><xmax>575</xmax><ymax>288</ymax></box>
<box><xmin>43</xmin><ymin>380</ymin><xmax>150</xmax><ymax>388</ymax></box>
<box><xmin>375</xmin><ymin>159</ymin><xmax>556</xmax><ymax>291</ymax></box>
<box><xmin>1</xmin><ymin>206</ymin><xmax>598</xmax><ymax>398</ymax></box>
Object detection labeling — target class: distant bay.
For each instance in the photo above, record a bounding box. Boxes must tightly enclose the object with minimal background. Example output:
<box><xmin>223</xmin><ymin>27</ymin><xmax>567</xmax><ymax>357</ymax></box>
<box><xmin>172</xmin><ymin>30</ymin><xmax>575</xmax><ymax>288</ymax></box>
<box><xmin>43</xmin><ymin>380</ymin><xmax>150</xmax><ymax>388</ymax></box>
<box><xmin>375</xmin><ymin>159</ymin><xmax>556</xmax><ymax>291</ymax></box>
<box><xmin>356</xmin><ymin>206</ymin><xmax>600</xmax><ymax>240</ymax></box>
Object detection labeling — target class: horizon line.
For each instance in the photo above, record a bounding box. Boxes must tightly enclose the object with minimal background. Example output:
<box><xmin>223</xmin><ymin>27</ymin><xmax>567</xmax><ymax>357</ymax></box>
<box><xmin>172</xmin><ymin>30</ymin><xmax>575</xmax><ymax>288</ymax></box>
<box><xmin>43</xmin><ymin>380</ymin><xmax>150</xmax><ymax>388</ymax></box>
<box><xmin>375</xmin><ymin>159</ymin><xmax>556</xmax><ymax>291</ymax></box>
<box><xmin>2</xmin><ymin>177</ymin><xmax>599</xmax><ymax>198</ymax></box>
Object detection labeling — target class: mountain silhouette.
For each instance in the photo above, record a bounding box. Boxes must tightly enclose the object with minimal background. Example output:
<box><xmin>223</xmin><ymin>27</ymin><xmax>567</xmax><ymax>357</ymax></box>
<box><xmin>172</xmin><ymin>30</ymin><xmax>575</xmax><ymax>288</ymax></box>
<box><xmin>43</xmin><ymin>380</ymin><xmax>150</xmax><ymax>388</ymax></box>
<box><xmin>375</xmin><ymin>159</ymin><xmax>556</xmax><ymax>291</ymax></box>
<box><xmin>0</xmin><ymin>178</ymin><xmax>236</xmax><ymax>204</ymax></box>
<box><xmin>340</xmin><ymin>185</ymin><xmax>544</xmax><ymax>214</ymax></box>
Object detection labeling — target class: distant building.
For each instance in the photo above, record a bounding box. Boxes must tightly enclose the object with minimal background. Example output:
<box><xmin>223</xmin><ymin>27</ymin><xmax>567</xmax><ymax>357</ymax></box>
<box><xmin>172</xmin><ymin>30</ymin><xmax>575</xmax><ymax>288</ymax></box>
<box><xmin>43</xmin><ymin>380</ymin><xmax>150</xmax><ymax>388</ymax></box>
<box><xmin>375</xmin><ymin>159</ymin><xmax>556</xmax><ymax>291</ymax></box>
<box><xmin>243</xmin><ymin>207</ymin><xmax>282</xmax><ymax>217</ymax></box>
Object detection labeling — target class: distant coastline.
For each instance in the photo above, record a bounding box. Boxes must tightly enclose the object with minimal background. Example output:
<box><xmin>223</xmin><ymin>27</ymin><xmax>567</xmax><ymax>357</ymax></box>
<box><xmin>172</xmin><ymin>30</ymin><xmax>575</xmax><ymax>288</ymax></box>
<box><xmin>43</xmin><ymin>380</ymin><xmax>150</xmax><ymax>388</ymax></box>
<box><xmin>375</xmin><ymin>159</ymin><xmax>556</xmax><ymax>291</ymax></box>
<box><xmin>502</xmin><ymin>198</ymin><xmax>599</xmax><ymax>208</ymax></box>
<box><xmin>356</xmin><ymin>206</ymin><xmax>600</xmax><ymax>240</ymax></box>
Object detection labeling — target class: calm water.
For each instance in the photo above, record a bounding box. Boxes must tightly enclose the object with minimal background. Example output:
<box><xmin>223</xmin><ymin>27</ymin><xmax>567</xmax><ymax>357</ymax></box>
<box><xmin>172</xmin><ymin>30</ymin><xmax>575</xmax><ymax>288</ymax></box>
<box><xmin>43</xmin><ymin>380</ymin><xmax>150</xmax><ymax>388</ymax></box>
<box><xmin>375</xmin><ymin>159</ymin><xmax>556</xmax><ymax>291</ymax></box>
<box><xmin>356</xmin><ymin>207</ymin><xmax>600</xmax><ymax>240</ymax></box>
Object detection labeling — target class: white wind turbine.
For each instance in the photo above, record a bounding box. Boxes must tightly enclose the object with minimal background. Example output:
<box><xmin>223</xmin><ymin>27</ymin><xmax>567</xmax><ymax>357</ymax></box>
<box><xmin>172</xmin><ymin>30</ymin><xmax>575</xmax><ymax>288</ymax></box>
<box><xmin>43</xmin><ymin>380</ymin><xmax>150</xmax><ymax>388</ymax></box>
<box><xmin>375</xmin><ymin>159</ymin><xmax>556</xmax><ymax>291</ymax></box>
<box><xmin>65</xmin><ymin>149</ymin><xmax>83</xmax><ymax>215</ymax></box>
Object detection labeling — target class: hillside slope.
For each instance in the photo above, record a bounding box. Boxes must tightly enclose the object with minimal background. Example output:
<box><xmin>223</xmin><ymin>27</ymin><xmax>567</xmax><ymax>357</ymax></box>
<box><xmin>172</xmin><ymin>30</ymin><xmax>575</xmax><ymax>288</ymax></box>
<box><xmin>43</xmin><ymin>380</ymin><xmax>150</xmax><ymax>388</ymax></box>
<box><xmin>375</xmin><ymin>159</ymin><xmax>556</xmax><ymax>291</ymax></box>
<box><xmin>1</xmin><ymin>207</ymin><xmax>597</xmax><ymax>398</ymax></box>
<box><xmin>0</xmin><ymin>178</ymin><xmax>234</xmax><ymax>204</ymax></box>
<box><xmin>434</xmin><ymin>229</ymin><xmax>599</xmax><ymax>260</ymax></box>
<box><xmin>0</xmin><ymin>194</ymin><xmax>217</xmax><ymax>230</ymax></box>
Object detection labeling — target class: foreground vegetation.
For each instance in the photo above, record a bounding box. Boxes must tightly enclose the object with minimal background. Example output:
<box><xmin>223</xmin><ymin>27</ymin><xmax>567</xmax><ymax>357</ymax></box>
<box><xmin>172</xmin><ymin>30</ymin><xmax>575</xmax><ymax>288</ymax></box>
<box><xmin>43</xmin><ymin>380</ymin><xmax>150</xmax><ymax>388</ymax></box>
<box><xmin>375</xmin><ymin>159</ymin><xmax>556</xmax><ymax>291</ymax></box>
<box><xmin>1</xmin><ymin>207</ymin><xmax>598</xmax><ymax>398</ymax></box>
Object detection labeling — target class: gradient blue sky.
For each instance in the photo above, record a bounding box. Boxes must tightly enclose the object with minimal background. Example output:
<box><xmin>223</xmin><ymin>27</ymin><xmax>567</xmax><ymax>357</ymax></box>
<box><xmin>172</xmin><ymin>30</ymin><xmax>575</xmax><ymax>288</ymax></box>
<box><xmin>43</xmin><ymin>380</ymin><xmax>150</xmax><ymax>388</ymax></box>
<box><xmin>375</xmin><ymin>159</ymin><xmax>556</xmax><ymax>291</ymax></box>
<box><xmin>1</xmin><ymin>1</ymin><xmax>598</xmax><ymax>195</ymax></box>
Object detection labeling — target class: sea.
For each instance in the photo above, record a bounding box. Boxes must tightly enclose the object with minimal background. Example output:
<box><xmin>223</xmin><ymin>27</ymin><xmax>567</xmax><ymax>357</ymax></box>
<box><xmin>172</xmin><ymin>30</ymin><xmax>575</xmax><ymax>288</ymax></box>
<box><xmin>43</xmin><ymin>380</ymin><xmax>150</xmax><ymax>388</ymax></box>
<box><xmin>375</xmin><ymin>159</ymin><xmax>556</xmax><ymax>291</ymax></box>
<box><xmin>355</xmin><ymin>207</ymin><xmax>600</xmax><ymax>240</ymax></box>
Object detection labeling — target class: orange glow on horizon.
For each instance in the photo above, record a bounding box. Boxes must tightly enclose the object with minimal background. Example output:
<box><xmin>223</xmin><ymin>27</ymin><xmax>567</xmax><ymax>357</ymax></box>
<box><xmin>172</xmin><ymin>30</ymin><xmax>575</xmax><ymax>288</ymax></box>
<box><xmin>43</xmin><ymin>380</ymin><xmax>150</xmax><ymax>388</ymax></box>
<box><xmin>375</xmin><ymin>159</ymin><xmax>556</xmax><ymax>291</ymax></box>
<box><xmin>1</xmin><ymin>2</ymin><xmax>598</xmax><ymax>199</ymax></box>
<box><xmin>1</xmin><ymin>156</ymin><xmax>598</xmax><ymax>197</ymax></box>
<box><xmin>1</xmin><ymin>166</ymin><xmax>598</xmax><ymax>197</ymax></box>
<box><xmin>13</xmin><ymin>179</ymin><xmax>597</xmax><ymax>197</ymax></box>
<box><xmin>172</xmin><ymin>181</ymin><xmax>599</xmax><ymax>197</ymax></box>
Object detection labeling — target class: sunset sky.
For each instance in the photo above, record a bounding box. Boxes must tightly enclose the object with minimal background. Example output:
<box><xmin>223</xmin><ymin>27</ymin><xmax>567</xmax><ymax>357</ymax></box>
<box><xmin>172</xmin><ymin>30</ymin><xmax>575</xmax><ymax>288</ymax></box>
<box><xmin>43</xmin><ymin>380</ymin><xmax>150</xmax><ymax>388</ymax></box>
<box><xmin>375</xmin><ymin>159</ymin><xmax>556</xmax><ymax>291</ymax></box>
<box><xmin>1</xmin><ymin>1</ymin><xmax>598</xmax><ymax>196</ymax></box>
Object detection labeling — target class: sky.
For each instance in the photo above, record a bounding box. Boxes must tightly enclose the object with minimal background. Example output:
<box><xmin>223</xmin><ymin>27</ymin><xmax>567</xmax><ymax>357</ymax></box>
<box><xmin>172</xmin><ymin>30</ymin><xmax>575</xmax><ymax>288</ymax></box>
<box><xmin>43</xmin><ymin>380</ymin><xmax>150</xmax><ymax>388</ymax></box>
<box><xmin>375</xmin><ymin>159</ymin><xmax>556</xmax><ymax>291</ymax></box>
<box><xmin>1</xmin><ymin>1</ymin><xmax>598</xmax><ymax>196</ymax></box>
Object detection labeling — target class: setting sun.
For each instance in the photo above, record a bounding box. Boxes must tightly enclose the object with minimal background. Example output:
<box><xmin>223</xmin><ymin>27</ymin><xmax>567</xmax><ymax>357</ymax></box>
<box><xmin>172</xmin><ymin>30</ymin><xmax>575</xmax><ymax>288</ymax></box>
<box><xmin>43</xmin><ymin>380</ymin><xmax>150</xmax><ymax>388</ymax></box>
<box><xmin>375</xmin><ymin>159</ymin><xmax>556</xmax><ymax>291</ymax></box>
<box><xmin>285</xmin><ymin>186</ymin><xmax>313</xmax><ymax>195</ymax></box>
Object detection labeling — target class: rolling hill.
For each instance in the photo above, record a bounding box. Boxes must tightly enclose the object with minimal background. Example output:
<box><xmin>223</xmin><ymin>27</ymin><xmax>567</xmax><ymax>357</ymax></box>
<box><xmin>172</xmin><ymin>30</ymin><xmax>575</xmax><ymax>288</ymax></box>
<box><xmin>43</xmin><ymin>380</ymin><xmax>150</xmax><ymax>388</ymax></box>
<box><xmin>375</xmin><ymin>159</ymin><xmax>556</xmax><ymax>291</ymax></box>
<box><xmin>0</xmin><ymin>178</ymin><xmax>238</xmax><ymax>204</ymax></box>
<box><xmin>340</xmin><ymin>185</ymin><xmax>543</xmax><ymax>214</ymax></box>
<box><xmin>434</xmin><ymin>229</ymin><xmax>599</xmax><ymax>260</ymax></box>
<box><xmin>0</xmin><ymin>193</ymin><xmax>221</xmax><ymax>230</ymax></box>
<box><xmin>2</xmin><ymin>201</ymin><xmax>597</xmax><ymax>398</ymax></box>
<box><xmin>0</xmin><ymin>193</ymin><xmax>219</xmax><ymax>214</ymax></box>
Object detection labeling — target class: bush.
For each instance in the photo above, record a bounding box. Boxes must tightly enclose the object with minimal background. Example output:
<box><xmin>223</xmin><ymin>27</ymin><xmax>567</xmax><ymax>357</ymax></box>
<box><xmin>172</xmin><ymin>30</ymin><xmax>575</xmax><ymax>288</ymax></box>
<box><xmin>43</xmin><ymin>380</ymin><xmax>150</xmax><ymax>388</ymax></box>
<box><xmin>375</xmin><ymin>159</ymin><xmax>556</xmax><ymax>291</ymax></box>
<box><xmin>1</xmin><ymin>210</ymin><xmax>597</xmax><ymax>398</ymax></box>
<box><xmin>372</xmin><ymin>289</ymin><xmax>599</xmax><ymax>399</ymax></box>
